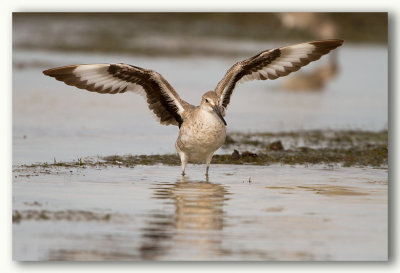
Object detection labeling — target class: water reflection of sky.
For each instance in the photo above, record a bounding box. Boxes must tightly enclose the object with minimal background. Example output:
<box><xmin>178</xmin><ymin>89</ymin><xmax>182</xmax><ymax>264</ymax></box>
<box><xmin>12</xmin><ymin>43</ymin><xmax>387</xmax><ymax>164</ymax></box>
<box><xmin>12</xmin><ymin>165</ymin><xmax>388</xmax><ymax>261</ymax></box>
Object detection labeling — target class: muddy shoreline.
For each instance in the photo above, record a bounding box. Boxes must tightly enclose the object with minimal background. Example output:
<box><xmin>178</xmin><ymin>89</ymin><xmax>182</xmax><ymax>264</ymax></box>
<box><xmin>13</xmin><ymin>130</ymin><xmax>388</xmax><ymax>174</ymax></box>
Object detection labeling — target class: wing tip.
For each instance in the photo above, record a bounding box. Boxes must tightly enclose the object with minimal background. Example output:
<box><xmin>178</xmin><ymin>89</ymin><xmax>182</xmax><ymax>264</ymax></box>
<box><xmin>42</xmin><ymin>68</ymin><xmax>52</xmax><ymax>76</ymax></box>
<box><xmin>42</xmin><ymin>65</ymin><xmax>77</xmax><ymax>77</ymax></box>
<box><xmin>310</xmin><ymin>39</ymin><xmax>344</xmax><ymax>49</ymax></box>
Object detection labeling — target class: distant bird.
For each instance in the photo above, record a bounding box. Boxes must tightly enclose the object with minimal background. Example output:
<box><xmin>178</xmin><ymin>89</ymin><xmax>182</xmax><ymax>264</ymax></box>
<box><xmin>278</xmin><ymin>13</ymin><xmax>341</xmax><ymax>91</ymax></box>
<box><xmin>43</xmin><ymin>39</ymin><xmax>343</xmax><ymax>175</ymax></box>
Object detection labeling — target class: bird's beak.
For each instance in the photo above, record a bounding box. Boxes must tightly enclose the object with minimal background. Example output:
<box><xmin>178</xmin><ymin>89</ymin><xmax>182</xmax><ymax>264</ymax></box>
<box><xmin>212</xmin><ymin>105</ymin><xmax>227</xmax><ymax>126</ymax></box>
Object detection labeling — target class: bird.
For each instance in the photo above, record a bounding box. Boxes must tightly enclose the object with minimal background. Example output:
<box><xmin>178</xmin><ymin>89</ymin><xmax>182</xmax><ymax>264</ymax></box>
<box><xmin>43</xmin><ymin>39</ymin><xmax>343</xmax><ymax>176</ymax></box>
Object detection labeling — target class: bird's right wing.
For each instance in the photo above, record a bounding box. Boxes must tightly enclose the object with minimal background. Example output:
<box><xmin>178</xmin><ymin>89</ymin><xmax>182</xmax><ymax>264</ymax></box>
<box><xmin>43</xmin><ymin>63</ymin><xmax>191</xmax><ymax>127</ymax></box>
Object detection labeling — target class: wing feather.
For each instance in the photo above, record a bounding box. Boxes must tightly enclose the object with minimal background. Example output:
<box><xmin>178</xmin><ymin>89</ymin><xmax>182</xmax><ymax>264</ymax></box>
<box><xmin>43</xmin><ymin>63</ymin><xmax>191</xmax><ymax>127</ymax></box>
<box><xmin>215</xmin><ymin>39</ymin><xmax>344</xmax><ymax>108</ymax></box>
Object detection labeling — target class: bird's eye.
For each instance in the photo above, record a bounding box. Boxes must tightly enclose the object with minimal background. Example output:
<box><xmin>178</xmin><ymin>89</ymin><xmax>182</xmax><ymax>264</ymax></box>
<box><xmin>205</xmin><ymin>99</ymin><xmax>209</xmax><ymax>103</ymax></box>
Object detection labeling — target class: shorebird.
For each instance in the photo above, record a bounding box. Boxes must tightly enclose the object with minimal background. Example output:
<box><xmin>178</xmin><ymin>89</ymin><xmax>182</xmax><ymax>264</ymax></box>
<box><xmin>43</xmin><ymin>39</ymin><xmax>343</xmax><ymax>175</ymax></box>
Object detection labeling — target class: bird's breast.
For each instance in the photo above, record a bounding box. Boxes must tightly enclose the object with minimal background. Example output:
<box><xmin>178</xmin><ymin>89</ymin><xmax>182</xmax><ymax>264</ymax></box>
<box><xmin>176</xmin><ymin>110</ymin><xmax>226</xmax><ymax>160</ymax></box>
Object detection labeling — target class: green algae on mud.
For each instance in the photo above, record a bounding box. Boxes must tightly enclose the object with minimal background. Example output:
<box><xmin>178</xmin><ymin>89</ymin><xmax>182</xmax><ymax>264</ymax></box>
<box><xmin>14</xmin><ymin>130</ymin><xmax>388</xmax><ymax>171</ymax></box>
<box><xmin>13</xmin><ymin>209</ymin><xmax>112</xmax><ymax>223</ymax></box>
<box><xmin>223</xmin><ymin>129</ymin><xmax>388</xmax><ymax>149</ymax></box>
<box><xmin>99</xmin><ymin>143</ymin><xmax>388</xmax><ymax>167</ymax></box>
<box><xmin>218</xmin><ymin>129</ymin><xmax>388</xmax><ymax>167</ymax></box>
<box><xmin>213</xmin><ymin>145</ymin><xmax>387</xmax><ymax>167</ymax></box>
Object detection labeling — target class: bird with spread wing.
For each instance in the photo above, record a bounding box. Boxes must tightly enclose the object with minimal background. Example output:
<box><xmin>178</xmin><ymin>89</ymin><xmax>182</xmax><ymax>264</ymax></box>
<box><xmin>43</xmin><ymin>39</ymin><xmax>343</xmax><ymax>175</ymax></box>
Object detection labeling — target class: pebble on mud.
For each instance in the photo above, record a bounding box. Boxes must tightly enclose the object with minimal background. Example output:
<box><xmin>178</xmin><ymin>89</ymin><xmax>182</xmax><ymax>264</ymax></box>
<box><xmin>242</xmin><ymin>151</ymin><xmax>258</xmax><ymax>158</ymax></box>
<box><xmin>231</xmin><ymin>150</ymin><xmax>258</xmax><ymax>160</ymax></box>
<box><xmin>268</xmin><ymin>141</ymin><xmax>284</xmax><ymax>151</ymax></box>
<box><xmin>231</xmin><ymin>149</ymin><xmax>241</xmax><ymax>160</ymax></box>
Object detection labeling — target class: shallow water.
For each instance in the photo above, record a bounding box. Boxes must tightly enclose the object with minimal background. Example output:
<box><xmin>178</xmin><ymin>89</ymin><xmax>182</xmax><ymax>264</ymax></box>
<box><xmin>12</xmin><ymin>43</ymin><xmax>387</xmax><ymax>164</ymax></box>
<box><xmin>13</xmin><ymin>164</ymin><xmax>387</xmax><ymax>261</ymax></box>
<box><xmin>12</xmin><ymin>16</ymin><xmax>388</xmax><ymax>262</ymax></box>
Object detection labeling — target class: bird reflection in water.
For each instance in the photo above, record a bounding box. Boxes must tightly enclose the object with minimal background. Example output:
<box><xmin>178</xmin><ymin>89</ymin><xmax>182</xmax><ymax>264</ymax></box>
<box><xmin>139</xmin><ymin>176</ymin><xmax>230</xmax><ymax>260</ymax></box>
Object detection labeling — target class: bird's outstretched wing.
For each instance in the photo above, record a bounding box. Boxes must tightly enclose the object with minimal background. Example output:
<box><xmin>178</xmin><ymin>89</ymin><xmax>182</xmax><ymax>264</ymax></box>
<box><xmin>43</xmin><ymin>63</ymin><xmax>191</xmax><ymax>127</ymax></box>
<box><xmin>215</xmin><ymin>39</ymin><xmax>344</xmax><ymax>108</ymax></box>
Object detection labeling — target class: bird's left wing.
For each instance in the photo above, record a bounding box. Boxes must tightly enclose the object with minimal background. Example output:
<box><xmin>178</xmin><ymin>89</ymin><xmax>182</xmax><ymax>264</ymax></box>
<box><xmin>215</xmin><ymin>39</ymin><xmax>344</xmax><ymax>109</ymax></box>
<box><xmin>43</xmin><ymin>63</ymin><xmax>190</xmax><ymax>127</ymax></box>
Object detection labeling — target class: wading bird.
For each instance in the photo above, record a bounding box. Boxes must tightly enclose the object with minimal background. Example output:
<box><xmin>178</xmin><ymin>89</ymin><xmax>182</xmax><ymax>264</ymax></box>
<box><xmin>43</xmin><ymin>39</ymin><xmax>343</xmax><ymax>175</ymax></box>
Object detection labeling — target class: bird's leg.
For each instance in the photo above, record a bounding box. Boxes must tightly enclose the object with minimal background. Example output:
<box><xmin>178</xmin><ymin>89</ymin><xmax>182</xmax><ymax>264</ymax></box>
<box><xmin>205</xmin><ymin>153</ymin><xmax>214</xmax><ymax>176</ymax></box>
<box><xmin>182</xmin><ymin>161</ymin><xmax>187</xmax><ymax>176</ymax></box>
<box><xmin>179</xmin><ymin>152</ymin><xmax>188</xmax><ymax>176</ymax></box>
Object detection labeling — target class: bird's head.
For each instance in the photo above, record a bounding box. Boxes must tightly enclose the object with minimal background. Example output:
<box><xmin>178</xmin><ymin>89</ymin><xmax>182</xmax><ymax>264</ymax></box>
<box><xmin>200</xmin><ymin>91</ymin><xmax>227</xmax><ymax>126</ymax></box>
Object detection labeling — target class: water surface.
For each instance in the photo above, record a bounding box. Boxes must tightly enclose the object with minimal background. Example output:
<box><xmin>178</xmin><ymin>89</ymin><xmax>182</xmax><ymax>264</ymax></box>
<box><xmin>13</xmin><ymin>164</ymin><xmax>387</xmax><ymax>261</ymax></box>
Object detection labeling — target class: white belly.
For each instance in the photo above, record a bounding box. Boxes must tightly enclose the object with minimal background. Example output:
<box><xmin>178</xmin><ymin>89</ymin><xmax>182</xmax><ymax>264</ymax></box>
<box><xmin>176</xmin><ymin>110</ymin><xmax>226</xmax><ymax>162</ymax></box>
